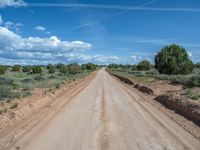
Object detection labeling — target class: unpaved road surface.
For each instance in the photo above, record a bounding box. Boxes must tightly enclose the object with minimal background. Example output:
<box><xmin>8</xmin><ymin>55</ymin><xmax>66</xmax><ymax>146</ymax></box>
<box><xmin>1</xmin><ymin>69</ymin><xmax>200</xmax><ymax>150</ymax></box>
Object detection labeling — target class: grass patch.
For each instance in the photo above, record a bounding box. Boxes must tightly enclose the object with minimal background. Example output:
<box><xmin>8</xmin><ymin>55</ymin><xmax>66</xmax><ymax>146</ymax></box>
<box><xmin>185</xmin><ymin>89</ymin><xmax>200</xmax><ymax>100</ymax></box>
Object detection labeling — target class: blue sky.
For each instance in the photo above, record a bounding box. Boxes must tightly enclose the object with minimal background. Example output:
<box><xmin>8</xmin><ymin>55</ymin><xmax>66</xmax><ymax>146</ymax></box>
<box><xmin>0</xmin><ymin>0</ymin><xmax>200</xmax><ymax>65</ymax></box>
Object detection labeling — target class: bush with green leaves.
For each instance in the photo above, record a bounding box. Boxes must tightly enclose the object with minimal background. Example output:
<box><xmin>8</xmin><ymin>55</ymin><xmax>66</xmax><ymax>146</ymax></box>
<box><xmin>12</xmin><ymin>65</ymin><xmax>21</xmax><ymax>72</ymax></box>
<box><xmin>146</xmin><ymin>68</ymin><xmax>159</xmax><ymax>75</ymax></box>
<box><xmin>137</xmin><ymin>60</ymin><xmax>151</xmax><ymax>71</ymax></box>
<box><xmin>83</xmin><ymin>63</ymin><xmax>96</xmax><ymax>70</ymax></box>
<box><xmin>10</xmin><ymin>102</ymin><xmax>18</xmax><ymax>109</ymax></box>
<box><xmin>155</xmin><ymin>44</ymin><xmax>193</xmax><ymax>75</ymax></box>
<box><xmin>192</xmin><ymin>68</ymin><xmax>200</xmax><ymax>74</ymax></box>
<box><xmin>0</xmin><ymin>86</ymin><xmax>20</xmax><ymax>101</ymax></box>
<box><xmin>32</xmin><ymin>66</ymin><xmax>42</xmax><ymax>74</ymax></box>
<box><xmin>22</xmin><ymin>65</ymin><xmax>32</xmax><ymax>72</ymax></box>
<box><xmin>0</xmin><ymin>65</ymin><xmax>7</xmax><ymax>74</ymax></box>
<box><xmin>68</xmin><ymin>63</ymin><xmax>81</xmax><ymax>74</ymax></box>
<box><xmin>47</xmin><ymin>64</ymin><xmax>53</xmax><ymax>69</ymax></box>
<box><xmin>56</xmin><ymin>63</ymin><xmax>65</xmax><ymax>69</ymax></box>
<box><xmin>48</xmin><ymin>67</ymin><xmax>55</xmax><ymax>74</ymax></box>
<box><xmin>60</xmin><ymin>65</ymin><xmax>68</xmax><ymax>74</ymax></box>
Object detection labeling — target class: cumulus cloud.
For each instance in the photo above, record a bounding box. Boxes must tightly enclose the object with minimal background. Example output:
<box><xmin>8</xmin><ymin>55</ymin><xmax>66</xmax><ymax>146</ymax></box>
<box><xmin>0</xmin><ymin>26</ymin><xmax>92</xmax><ymax>53</ymax></box>
<box><xmin>0</xmin><ymin>0</ymin><xmax>26</xmax><ymax>8</ymax></box>
<box><xmin>4</xmin><ymin>21</ymin><xmax>23</xmax><ymax>32</ymax></box>
<box><xmin>0</xmin><ymin>26</ymin><xmax>120</xmax><ymax>65</ymax></box>
<box><xmin>34</xmin><ymin>25</ymin><xmax>46</xmax><ymax>31</ymax></box>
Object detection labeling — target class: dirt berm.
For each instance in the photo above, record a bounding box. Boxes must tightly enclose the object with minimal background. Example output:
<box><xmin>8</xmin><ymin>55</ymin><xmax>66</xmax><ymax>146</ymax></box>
<box><xmin>110</xmin><ymin>72</ymin><xmax>200</xmax><ymax>125</ymax></box>
<box><xmin>155</xmin><ymin>95</ymin><xmax>200</xmax><ymax>125</ymax></box>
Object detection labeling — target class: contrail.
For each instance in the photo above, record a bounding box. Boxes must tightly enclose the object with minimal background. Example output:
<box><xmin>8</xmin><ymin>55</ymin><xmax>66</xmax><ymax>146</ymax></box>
<box><xmin>28</xmin><ymin>2</ymin><xmax>200</xmax><ymax>12</ymax></box>
<box><xmin>72</xmin><ymin>0</ymin><xmax>159</xmax><ymax>30</ymax></box>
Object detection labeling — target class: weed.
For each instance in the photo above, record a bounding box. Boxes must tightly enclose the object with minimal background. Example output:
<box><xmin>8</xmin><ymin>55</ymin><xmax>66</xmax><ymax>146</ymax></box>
<box><xmin>10</xmin><ymin>102</ymin><xmax>18</xmax><ymax>109</ymax></box>
<box><xmin>185</xmin><ymin>89</ymin><xmax>200</xmax><ymax>100</ymax></box>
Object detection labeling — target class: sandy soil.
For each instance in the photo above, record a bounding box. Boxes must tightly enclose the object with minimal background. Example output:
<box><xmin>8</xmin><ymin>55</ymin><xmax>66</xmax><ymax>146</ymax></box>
<box><xmin>0</xmin><ymin>69</ymin><xmax>200</xmax><ymax>150</ymax></box>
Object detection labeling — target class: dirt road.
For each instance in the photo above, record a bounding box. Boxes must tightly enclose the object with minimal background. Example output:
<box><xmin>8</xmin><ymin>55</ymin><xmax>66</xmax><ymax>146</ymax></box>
<box><xmin>1</xmin><ymin>69</ymin><xmax>200</xmax><ymax>150</ymax></box>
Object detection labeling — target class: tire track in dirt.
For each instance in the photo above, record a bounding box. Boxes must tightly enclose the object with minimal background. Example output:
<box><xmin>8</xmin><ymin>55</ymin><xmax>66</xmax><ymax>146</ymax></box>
<box><xmin>99</xmin><ymin>86</ymin><xmax>110</xmax><ymax>150</ymax></box>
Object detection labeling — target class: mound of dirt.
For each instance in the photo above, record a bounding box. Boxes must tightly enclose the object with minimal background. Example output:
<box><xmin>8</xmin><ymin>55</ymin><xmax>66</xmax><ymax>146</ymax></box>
<box><xmin>112</xmin><ymin>74</ymin><xmax>134</xmax><ymax>85</ymax></box>
<box><xmin>155</xmin><ymin>94</ymin><xmax>200</xmax><ymax>124</ymax></box>
<box><xmin>134</xmin><ymin>84</ymin><xmax>154</xmax><ymax>95</ymax></box>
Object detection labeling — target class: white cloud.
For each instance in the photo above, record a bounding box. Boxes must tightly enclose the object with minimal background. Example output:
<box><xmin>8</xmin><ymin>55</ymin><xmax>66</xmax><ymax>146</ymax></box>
<box><xmin>34</xmin><ymin>25</ymin><xmax>46</xmax><ymax>31</ymax></box>
<box><xmin>0</xmin><ymin>26</ymin><xmax>92</xmax><ymax>52</ymax></box>
<box><xmin>0</xmin><ymin>0</ymin><xmax>26</xmax><ymax>8</ymax></box>
<box><xmin>187</xmin><ymin>51</ymin><xmax>192</xmax><ymax>57</ymax></box>
<box><xmin>93</xmin><ymin>55</ymin><xmax>119</xmax><ymax>63</ymax></box>
<box><xmin>0</xmin><ymin>15</ymin><xmax>3</xmax><ymax>25</ymax></box>
<box><xmin>0</xmin><ymin>26</ymin><xmax>120</xmax><ymax>65</ymax></box>
<box><xmin>4</xmin><ymin>21</ymin><xmax>23</xmax><ymax>32</ymax></box>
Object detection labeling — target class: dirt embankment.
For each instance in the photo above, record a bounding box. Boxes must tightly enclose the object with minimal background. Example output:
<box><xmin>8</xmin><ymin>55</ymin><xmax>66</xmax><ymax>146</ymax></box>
<box><xmin>109</xmin><ymin>72</ymin><xmax>200</xmax><ymax>139</ymax></box>
<box><xmin>110</xmin><ymin>73</ymin><xmax>154</xmax><ymax>95</ymax></box>
<box><xmin>155</xmin><ymin>95</ymin><xmax>200</xmax><ymax>125</ymax></box>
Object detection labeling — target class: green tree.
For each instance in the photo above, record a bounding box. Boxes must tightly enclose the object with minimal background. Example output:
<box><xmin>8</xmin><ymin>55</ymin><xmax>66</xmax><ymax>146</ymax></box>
<box><xmin>68</xmin><ymin>63</ymin><xmax>81</xmax><ymax>74</ymax></box>
<box><xmin>155</xmin><ymin>44</ymin><xmax>193</xmax><ymax>75</ymax></box>
<box><xmin>0</xmin><ymin>65</ymin><xmax>6</xmax><ymax>75</ymax></box>
<box><xmin>32</xmin><ymin>66</ymin><xmax>42</xmax><ymax>74</ymax></box>
<box><xmin>48</xmin><ymin>67</ymin><xmax>55</xmax><ymax>74</ymax></box>
<box><xmin>47</xmin><ymin>64</ymin><xmax>53</xmax><ymax>69</ymax></box>
<box><xmin>85</xmin><ymin>63</ymin><xmax>96</xmax><ymax>70</ymax></box>
<box><xmin>22</xmin><ymin>66</ymin><xmax>32</xmax><ymax>72</ymax></box>
<box><xmin>12</xmin><ymin>65</ymin><xmax>21</xmax><ymax>71</ymax></box>
<box><xmin>56</xmin><ymin>63</ymin><xmax>65</xmax><ymax>69</ymax></box>
<box><xmin>137</xmin><ymin>60</ymin><xmax>151</xmax><ymax>71</ymax></box>
<box><xmin>60</xmin><ymin>65</ymin><xmax>68</xmax><ymax>74</ymax></box>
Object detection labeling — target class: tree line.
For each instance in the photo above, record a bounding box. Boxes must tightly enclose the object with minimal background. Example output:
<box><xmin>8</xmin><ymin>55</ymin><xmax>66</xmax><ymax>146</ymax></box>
<box><xmin>0</xmin><ymin>63</ymin><xmax>97</xmax><ymax>75</ymax></box>
<box><xmin>109</xmin><ymin>44</ymin><xmax>199</xmax><ymax>75</ymax></box>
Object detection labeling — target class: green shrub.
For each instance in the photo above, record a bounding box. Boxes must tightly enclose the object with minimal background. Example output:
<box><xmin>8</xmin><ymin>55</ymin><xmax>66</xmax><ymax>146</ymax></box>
<box><xmin>55</xmin><ymin>83</ymin><xmax>60</xmax><ymax>89</ymax></box>
<box><xmin>47</xmin><ymin>64</ymin><xmax>53</xmax><ymax>69</ymax></box>
<box><xmin>0</xmin><ymin>77</ymin><xmax>13</xmax><ymax>85</ymax></box>
<box><xmin>0</xmin><ymin>86</ymin><xmax>20</xmax><ymax>100</ymax></box>
<box><xmin>185</xmin><ymin>89</ymin><xmax>200</xmax><ymax>100</ymax></box>
<box><xmin>146</xmin><ymin>68</ymin><xmax>159</xmax><ymax>75</ymax></box>
<box><xmin>22</xmin><ymin>84</ymin><xmax>33</xmax><ymax>91</ymax></box>
<box><xmin>21</xmin><ymin>78</ymin><xmax>34</xmax><ymax>83</ymax></box>
<box><xmin>155</xmin><ymin>44</ymin><xmax>193</xmax><ymax>75</ymax></box>
<box><xmin>192</xmin><ymin>68</ymin><xmax>200</xmax><ymax>74</ymax></box>
<box><xmin>48</xmin><ymin>75</ymin><xmax>56</xmax><ymax>79</ymax></box>
<box><xmin>22</xmin><ymin>66</ymin><xmax>32</xmax><ymax>72</ymax></box>
<box><xmin>12</xmin><ymin>65</ymin><xmax>21</xmax><ymax>71</ymax></box>
<box><xmin>56</xmin><ymin>63</ymin><xmax>65</xmax><ymax>69</ymax></box>
<box><xmin>156</xmin><ymin>74</ymin><xmax>200</xmax><ymax>87</ymax></box>
<box><xmin>34</xmin><ymin>76</ymin><xmax>45</xmax><ymax>81</ymax></box>
<box><xmin>0</xmin><ymin>65</ymin><xmax>7</xmax><ymax>74</ymax></box>
<box><xmin>68</xmin><ymin>63</ymin><xmax>81</xmax><ymax>74</ymax></box>
<box><xmin>60</xmin><ymin>65</ymin><xmax>68</xmax><ymax>74</ymax></box>
<box><xmin>48</xmin><ymin>67</ymin><xmax>55</xmax><ymax>74</ymax></box>
<box><xmin>137</xmin><ymin>60</ymin><xmax>151</xmax><ymax>71</ymax></box>
<box><xmin>10</xmin><ymin>102</ymin><xmax>18</xmax><ymax>109</ymax></box>
<box><xmin>32</xmin><ymin>66</ymin><xmax>42</xmax><ymax>74</ymax></box>
<box><xmin>84</xmin><ymin>63</ymin><xmax>96</xmax><ymax>70</ymax></box>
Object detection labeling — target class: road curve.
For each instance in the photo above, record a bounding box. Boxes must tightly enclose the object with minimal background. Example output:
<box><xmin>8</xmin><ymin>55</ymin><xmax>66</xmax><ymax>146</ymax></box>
<box><xmin>10</xmin><ymin>69</ymin><xmax>200</xmax><ymax>150</ymax></box>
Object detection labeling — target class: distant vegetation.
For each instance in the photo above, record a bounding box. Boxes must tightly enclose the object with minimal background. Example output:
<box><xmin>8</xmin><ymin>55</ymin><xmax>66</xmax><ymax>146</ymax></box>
<box><xmin>107</xmin><ymin>44</ymin><xmax>200</xmax><ymax>87</ymax></box>
<box><xmin>0</xmin><ymin>63</ymin><xmax>97</xmax><ymax>102</ymax></box>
